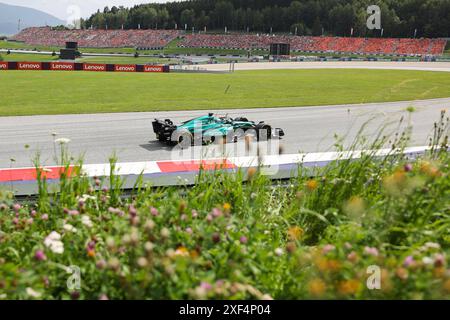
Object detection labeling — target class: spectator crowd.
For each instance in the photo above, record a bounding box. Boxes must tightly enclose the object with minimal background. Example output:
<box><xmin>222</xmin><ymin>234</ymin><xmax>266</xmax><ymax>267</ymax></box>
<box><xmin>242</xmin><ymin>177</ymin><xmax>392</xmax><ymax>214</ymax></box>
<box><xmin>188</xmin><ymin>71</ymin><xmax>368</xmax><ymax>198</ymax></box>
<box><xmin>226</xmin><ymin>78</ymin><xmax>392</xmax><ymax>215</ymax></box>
<box><xmin>180</xmin><ymin>34</ymin><xmax>446</xmax><ymax>56</ymax></box>
<box><xmin>12</xmin><ymin>27</ymin><xmax>180</xmax><ymax>49</ymax></box>
<box><xmin>11</xmin><ymin>27</ymin><xmax>446</xmax><ymax>56</ymax></box>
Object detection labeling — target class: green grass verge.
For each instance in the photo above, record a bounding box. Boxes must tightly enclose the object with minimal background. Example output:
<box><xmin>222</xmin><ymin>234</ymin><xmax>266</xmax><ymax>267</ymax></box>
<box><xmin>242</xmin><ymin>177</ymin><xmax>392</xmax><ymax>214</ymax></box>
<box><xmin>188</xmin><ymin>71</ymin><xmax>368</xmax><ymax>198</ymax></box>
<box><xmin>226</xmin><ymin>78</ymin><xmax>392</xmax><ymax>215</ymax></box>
<box><xmin>0</xmin><ymin>120</ymin><xmax>449</xmax><ymax>299</ymax></box>
<box><xmin>0</xmin><ymin>69</ymin><xmax>450</xmax><ymax>116</ymax></box>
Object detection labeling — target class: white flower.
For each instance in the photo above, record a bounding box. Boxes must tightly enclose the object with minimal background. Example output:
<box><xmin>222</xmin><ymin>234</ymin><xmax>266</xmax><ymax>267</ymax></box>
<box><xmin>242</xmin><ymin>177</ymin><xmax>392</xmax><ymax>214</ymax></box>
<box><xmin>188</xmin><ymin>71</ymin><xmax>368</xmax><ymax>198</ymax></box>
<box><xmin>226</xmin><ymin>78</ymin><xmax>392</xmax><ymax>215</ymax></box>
<box><xmin>274</xmin><ymin>248</ymin><xmax>284</xmax><ymax>256</ymax></box>
<box><xmin>26</xmin><ymin>287</ymin><xmax>42</xmax><ymax>298</ymax></box>
<box><xmin>44</xmin><ymin>231</ymin><xmax>64</xmax><ymax>254</ymax></box>
<box><xmin>81</xmin><ymin>215</ymin><xmax>93</xmax><ymax>228</ymax></box>
<box><xmin>425</xmin><ymin>242</ymin><xmax>440</xmax><ymax>249</ymax></box>
<box><xmin>45</xmin><ymin>231</ymin><xmax>61</xmax><ymax>242</ymax></box>
<box><xmin>77</xmin><ymin>194</ymin><xmax>96</xmax><ymax>202</ymax></box>
<box><xmin>422</xmin><ymin>257</ymin><xmax>434</xmax><ymax>265</ymax></box>
<box><xmin>54</xmin><ymin>138</ymin><xmax>71</xmax><ymax>144</ymax></box>
<box><xmin>63</xmin><ymin>224</ymin><xmax>77</xmax><ymax>233</ymax></box>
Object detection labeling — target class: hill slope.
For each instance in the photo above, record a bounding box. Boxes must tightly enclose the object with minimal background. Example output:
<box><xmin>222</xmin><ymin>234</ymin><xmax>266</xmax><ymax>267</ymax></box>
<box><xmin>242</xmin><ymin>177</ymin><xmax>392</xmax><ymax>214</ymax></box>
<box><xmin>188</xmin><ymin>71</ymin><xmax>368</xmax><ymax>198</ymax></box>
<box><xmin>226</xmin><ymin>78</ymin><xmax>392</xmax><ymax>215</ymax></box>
<box><xmin>0</xmin><ymin>2</ymin><xmax>64</xmax><ymax>36</ymax></box>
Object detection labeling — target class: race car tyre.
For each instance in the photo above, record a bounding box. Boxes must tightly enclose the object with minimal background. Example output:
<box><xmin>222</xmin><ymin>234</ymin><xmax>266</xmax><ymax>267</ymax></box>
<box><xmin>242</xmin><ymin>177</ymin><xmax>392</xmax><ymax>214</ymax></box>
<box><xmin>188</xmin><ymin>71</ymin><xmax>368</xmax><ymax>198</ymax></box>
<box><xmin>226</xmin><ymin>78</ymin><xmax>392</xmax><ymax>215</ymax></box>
<box><xmin>173</xmin><ymin>130</ymin><xmax>193</xmax><ymax>149</ymax></box>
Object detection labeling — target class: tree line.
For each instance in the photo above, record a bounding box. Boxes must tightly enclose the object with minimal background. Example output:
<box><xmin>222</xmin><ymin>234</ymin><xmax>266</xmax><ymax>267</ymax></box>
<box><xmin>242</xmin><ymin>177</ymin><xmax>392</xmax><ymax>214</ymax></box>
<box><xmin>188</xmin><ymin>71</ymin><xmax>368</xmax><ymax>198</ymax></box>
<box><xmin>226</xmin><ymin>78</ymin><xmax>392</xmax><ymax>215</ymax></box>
<box><xmin>80</xmin><ymin>0</ymin><xmax>450</xmax><ymax>38</ymax></box>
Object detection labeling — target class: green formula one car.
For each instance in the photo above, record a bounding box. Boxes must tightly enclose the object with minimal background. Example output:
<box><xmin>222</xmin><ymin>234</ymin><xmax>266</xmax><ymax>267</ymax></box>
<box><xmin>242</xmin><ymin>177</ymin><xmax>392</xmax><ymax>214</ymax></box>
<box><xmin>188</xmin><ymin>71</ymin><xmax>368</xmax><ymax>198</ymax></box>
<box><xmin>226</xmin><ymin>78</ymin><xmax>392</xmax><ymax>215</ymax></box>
<box><xmin>152</xmin><ymin>113</ymin><xmax>285</xmax><ymax>148</ymax></box>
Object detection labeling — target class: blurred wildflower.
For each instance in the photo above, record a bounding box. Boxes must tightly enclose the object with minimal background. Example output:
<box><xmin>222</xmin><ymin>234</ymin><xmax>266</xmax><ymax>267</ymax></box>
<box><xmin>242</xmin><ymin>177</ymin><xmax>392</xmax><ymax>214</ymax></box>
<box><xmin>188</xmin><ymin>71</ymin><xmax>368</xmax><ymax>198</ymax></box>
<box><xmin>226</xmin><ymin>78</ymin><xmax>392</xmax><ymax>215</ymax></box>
<box><xmin>223</xmin><ymin>203</ymin><xmax>231</xmax><ymax>213</ymax></box>
<box><xmin>308</xmin><ymin>279</ymin><xmax>326</xmax><ymax>297</ymax></box>
<box><xmin>144</xmin><ymin>241</ymin><xmax>155</xmax><ymax>253</ymax></box>
<box><xmin>26</xmin><ymin>287</ymin><xmax>42</xmax><ymax>298</ymax></box>
<box><xmin>404</xmin><ymin>163</ymin><xmax>413</xmax><ymax>172</ymax></box>
<box><xmin>364</xmin><ymin>246</ymin><xmax>379</xmax><ymax>257</ymax></box>
<box><xmin>175</xmin><ymin>246</ymin><xmax>189</xmax><ymax>257</ymax></box>
<box><xmin>55</xmin><ymin>138</ymin><xmax>71</xmax><ymax>144</ymax></box>
<box><xmin>347</xmin><ymin>251</ymin><xmax>358</xmax><ymax>263</ymax></box>
<box><xmin>150</xmin><ymin>207</ymin><xmax>159</xmax><ymax>216</ymax></box>
<box><xmin>63</xmin><ymin>224</ymin><xmax>77</xmax><ymax>233</ymax></box>
<box><xmin>287</xmin><ymin>226</ymin><xmax>304</xmax><ymax>241</ymax></box>
<box><xmin>81</xmin><ymin>215</ymin><xmax>93</xmax><ymax>228</ymax></box>
<box><xmin>161</xmin><ymin>227</ymin><xmax>170</xmax><ymax>239</ymax></box>
<box><xmin>239</xmin><ymin>236</ymin><xmax>248</xmax><ymax>244</ymax></box>
<box><xmin>87</xmin><ymin>249</ymin><xmax>96</xmax><ymax>258</ymax></box>
<box><xmin>137</xmin><ymin>257</ymin><xmax>148</xmax><ymax>267</ymax></box>
<box><xmin>305</xmin><ymin>179</ymin><xmax>318</xmax><ymax>191</ymax></box>
<box><xmin>275</xmin><ymin>248</ymin><xmax>284</xmax><ymax>256</ymax></box>
<box><xmin>34</xmin><ymin>250</ymin><xmax>47</xmax><ymax>261</ymax></box>
<box><xmin>44</xmin><ymin>231</ymin><xmax>64</xmax><ymax>254</ymax></box>
<box><xmin>403</xmin><ymin>255</ymin><xmax>415</xmax><ymax>268</ymax></box>
<box><xmin>337</xmin><ymin>279</ymin><xmax>361</xmax><ymax>295</ymax></box>
<box><xmin>212</xmin><ymin>208</ymin><xmax>222</xmax><ymax>218</ymax></box>
<box><xmin>395</xmin><ymin>268</ymin><xmax>409</xmax><ymax>280</ymax></box>
<box><xmin>322</xmin><ymin>244</ymin><xmax>335</xmax><ymax>254</ymax></box>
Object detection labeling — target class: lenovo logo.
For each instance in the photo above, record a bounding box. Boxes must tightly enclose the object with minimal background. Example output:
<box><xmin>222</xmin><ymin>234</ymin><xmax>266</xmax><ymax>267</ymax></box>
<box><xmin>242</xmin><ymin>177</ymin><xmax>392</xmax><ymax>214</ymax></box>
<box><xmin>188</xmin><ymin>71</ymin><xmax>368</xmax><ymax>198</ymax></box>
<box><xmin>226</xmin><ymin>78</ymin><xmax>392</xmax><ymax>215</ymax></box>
<box><xmin>0</xmin><ymin>62</ymin><xmax>7</xmax><ymax>70</ymax></box>
<box><xmin>18</xmin><ymin>62</ymin><xmax>42</xmax><ymax>70</ymax></box>
<box><xmin>115</xmin><ymin>64</ymin><xmax>136</xmax><ymax>72</ymax></box>
<box><xmin>144</xmin><ymin>65</ymin><xmax>163</xmax><ymax>72</ymax></box>
<box><xmin>83</xmin><ymin>64</ymin><xmax>106</xmax><ymax>71</ymax></box>
<box><xmin>51</xmin><ymin>62</ymin><xmax>74</xmax><ymax>70</ymax></box>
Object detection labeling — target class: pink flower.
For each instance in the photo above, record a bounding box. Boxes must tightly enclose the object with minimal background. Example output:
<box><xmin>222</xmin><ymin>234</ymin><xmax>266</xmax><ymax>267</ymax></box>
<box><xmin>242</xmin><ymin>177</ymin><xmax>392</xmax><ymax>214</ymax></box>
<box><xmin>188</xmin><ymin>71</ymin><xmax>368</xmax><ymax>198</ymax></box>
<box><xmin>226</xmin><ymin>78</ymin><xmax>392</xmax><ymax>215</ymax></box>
<box><xmin>364</xmin><ymin>246</ymin><xmax>379</xmax><ymax>257</ymax></box>
<box><xmin>191</xmin><ymin>210</ymin><xmax>198</xmax><ymax>218</ymax></box>
<box><xmin>404</xmin><ymin>163</ymin><xmax>413</xmax><ymax>172</ymax></box>
<box><xmin>99</xmin><ymin>294</ymin><xmax>109</xmax><ymax>300</ymax></box>
<box><xmin>403</xmin><ymin>255</ymin><xmax>415</xmax><ymax>267</ymax></box>
<box><xmin>87</xmin><ymin>241</ymin><xmax>96</xmax><ymax>250</ymax></box>
<box><xmin>185</xmin><ymin>227</ymin><xmax>193</xmax><ymax>234</ymax></box>
<box><xmin>150</xmin><ymin>207</ymin><xmax>159</xmax><ymax>216</ymax></box>
<box><xmin>206</xmin><ymin>214</ymin><xmax>213</xmax><ymax>222</ymax></box>
<box><xmin>34</xmin><ymin>250</ymin><xmax>47</xmax><ymax>261</ymax></box>
<box><xmin>68</xmin><ymin>210</ymin><xmax>79</xmax><ymax>216</ymax></box>
<box><xmin>212</xmin><ymin>208</ymin><xmax>222</xmax><ymax>218</ymax></box>
<box><xmin>322</xmin><ymin>244</ymin><xmax>335</xmax><ymax>254</ymax></box>
<box><xmin>129</xmin><ymin>206</ymin><xmax>137</xmax><ymax>217</ymax></box>
<box><xmin>30</xmin><ymin>210</ymin><xmax>37</xmax><ymax>217</ymax></box>
<box><xmin>12</xmin><ymin>203</ymin><xmax>21</xmax><ymax>212</ymax></box>
<box><xmin>200</xmin><ymin>282</ymin><xmax>212</xmax><ymax>291</ymax></box>
<box><xmin>240</xmin><ymin>236</ymin><xmax>248</xmax><ymax>244</ymax></box>
<box><xmin>41</xmin><ymin>214</ymin><xmax>49</xmax><ymax>221</ymax></box>
<box><xmin>12</xmin><ymin>217</ymin><xmax>19</xmax><ymax>225</ymax></box>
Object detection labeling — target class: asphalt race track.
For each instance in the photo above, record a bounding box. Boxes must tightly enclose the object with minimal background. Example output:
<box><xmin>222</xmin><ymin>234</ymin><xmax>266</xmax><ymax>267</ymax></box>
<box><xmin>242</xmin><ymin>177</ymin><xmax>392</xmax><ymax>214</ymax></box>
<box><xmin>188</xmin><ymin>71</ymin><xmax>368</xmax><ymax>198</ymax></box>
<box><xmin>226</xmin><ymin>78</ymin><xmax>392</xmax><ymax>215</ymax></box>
<box><xmin>1</xmin><ymin>98</ymin><xmax>449</xmax><ymax>168</ymax></box>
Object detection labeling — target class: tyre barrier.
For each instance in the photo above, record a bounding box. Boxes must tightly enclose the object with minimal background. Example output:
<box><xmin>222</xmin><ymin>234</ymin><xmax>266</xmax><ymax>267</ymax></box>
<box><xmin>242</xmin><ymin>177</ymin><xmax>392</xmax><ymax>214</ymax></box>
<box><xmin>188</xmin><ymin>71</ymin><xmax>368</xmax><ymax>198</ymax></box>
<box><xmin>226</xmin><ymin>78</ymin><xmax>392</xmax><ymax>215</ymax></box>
<box><xmin>0</xmin><ymin>61</ymin><xmax>169</xmax><ymax>73</ymax></box>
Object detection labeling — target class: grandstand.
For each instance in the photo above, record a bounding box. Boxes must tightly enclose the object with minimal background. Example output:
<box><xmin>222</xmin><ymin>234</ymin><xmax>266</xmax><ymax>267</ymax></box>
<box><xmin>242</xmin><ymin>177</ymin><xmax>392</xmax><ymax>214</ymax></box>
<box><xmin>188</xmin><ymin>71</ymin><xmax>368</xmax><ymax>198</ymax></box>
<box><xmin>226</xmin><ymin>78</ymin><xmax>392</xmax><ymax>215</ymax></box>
<box><xmin>179</xmin><ymin>34</ymin><xmax>447</xmax><ymax>56</ymax></box>
<box><xmin>10</xmin><ymin>27</ymin><xmax>447</xmax><ymax>56</ymax></box>
<box><xmin>11</xmin><ymin>27</ymin><xmax>180</xmax><ymax>49</ymax></box>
